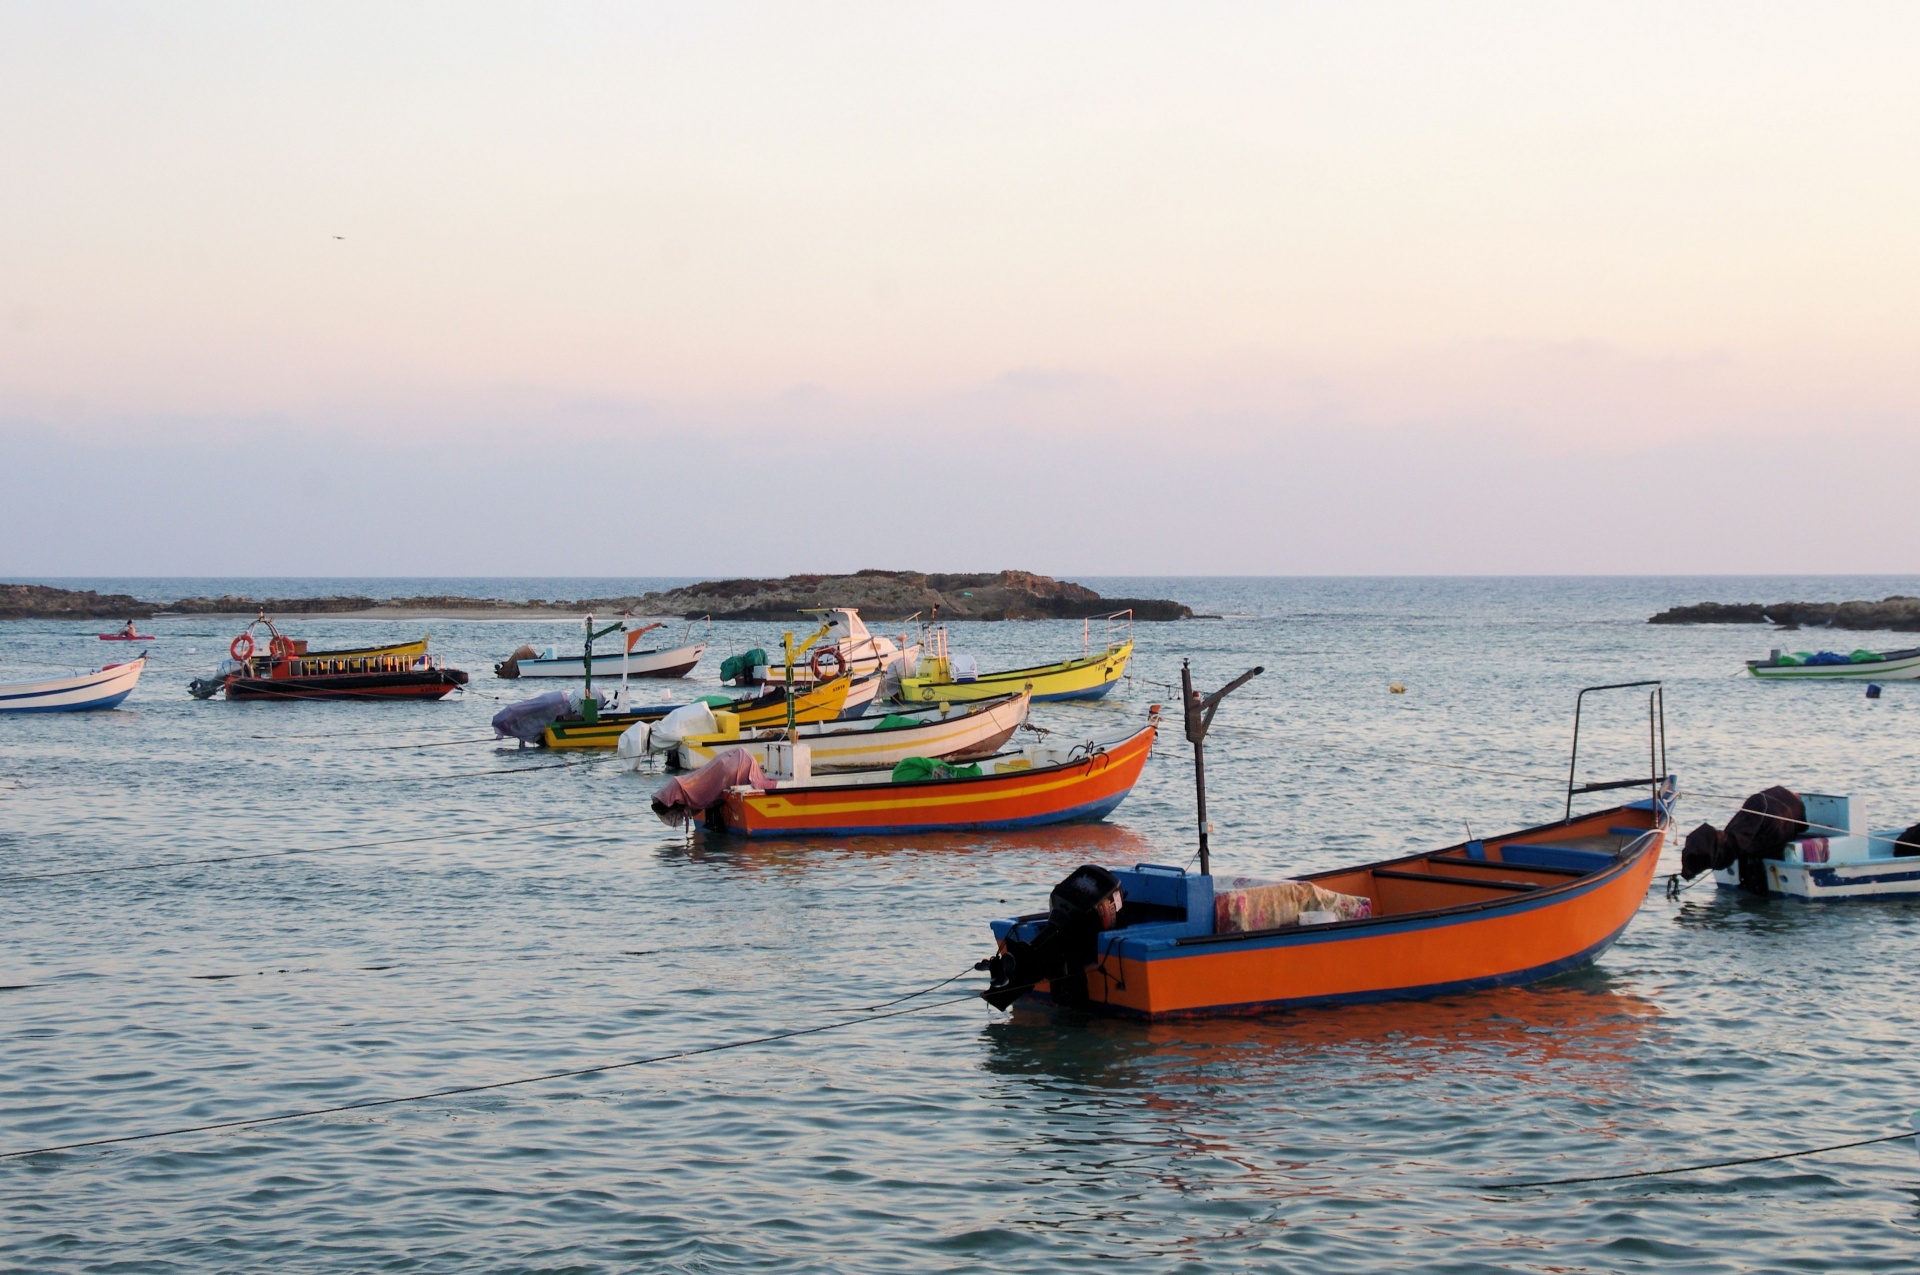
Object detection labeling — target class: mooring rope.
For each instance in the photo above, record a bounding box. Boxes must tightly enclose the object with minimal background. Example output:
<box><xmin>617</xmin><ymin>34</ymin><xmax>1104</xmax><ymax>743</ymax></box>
<box><xmin>1489</xmin><ymin>1127</ymin><xmax>1915</xmax><ymax>1189</ymax></box>
<box><xmin>0</xmin><ymin>827</ymin><xmax>519</xmax><ymax>886</ymax></box>
<box><xmin>366</xmin><ymin>754</ymin><xmax>621</xmax><ymax>783</ymax></box>
<box><xmin>859</xmin><ymin>964</ymin><xmax>981</xmax><ymax>1011</ymax></box>
<box><xmin>0</xmin><ymin>990</ymin><xmax>983</xmax><ymax>1161</ymax></box>
<box><xmin>336</xmin><ymin>736</ymin><xmax>504</xmax><ymax>752</ymax></box>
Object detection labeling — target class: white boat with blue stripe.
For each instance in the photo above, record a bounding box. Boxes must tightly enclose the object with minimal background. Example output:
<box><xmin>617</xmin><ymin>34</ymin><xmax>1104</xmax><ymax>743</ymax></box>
<box><xmin>1713</xmin><ymin>793</ymin><xmax>1920</xmax><ymax>899</ymax></box>
<box><xmin>0</xmin><ymin>655</ymin><xmax>147</xmax><ymax>713</ymax></box>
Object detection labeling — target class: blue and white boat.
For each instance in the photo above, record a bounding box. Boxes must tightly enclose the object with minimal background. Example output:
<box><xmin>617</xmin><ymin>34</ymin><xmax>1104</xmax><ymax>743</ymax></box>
<box><xmin>0</xmin><ymin>655</ymin><xmax>147</xmax><ymax>713</ymax></box>
<box><xmin>1713</xmin><ymin>793</ymin><xmax>1920</xmax><ymax>899</ymax></box>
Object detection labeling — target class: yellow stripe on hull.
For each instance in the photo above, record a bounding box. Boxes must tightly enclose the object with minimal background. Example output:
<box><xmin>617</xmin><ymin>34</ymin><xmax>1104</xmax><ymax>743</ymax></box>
<box><xmin>678</xmin><ymin>695</ymin><xmax>1025</xmax><ymax>770</ymax></box>
<box><xmin>898</xmin><ymin>641</ymin><xmax>1132</xmax><ymax>704</ymax></box>
<box><xmin>543</xmin><ymin>678</ymin><xmax>854</xmax><ymax>750</ymax></box>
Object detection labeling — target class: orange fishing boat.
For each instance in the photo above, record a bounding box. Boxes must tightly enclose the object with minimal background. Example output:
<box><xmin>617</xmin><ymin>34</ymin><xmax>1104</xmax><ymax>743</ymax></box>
<box><xmin>982</xmin><ymin>675</ymin><xmax>1672</xmax><ymax>1019</ymax></box>
<box><xmin>709</xmin><ymin>715</ymin><xmax>1158</xmax><ymax>837</ymax></box>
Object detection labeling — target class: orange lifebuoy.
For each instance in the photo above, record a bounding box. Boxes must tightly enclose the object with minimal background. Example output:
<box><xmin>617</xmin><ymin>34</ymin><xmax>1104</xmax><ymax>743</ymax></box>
<box><xmin>230</xmin><ymin>633</ymin><xmax>254</xmax><ymax>660</ymax></box>
<box><xmin>268</xmin><ymin>635</ymin><xmax>295</xmax><ymax>659</ymax></box>
<box><xmin>809</xmin><ymin>647</ymin><xmax>847</xmax><ymax>681</ymax></box>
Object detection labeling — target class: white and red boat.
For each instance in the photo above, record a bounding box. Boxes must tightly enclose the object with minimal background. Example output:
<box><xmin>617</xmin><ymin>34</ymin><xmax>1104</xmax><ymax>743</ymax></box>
<box><xmin>496</xmin><ymin>618</ymin><xmax>709</xmax><ymax>680</ymax></box>
<box><xmin>0</xmin><ymin>656</ymin><xmax>147</xmax><ymax>712</ymax></box>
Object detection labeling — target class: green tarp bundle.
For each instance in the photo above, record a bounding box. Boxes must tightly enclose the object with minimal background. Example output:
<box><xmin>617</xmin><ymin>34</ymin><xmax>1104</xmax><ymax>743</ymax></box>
<box><xmin>719</xmin><ymin>648</ymin><xmax>770</xmax><ymax>683</ymax></box>
<box><xmin>890</xmin><ymin>756</ymin><xmax>983</xmax><ymax>782</ymax></box>
<box><xmin>872</xmin><ymin>714</ymin><xmax>921</xmax><ymax>731</ymax></box>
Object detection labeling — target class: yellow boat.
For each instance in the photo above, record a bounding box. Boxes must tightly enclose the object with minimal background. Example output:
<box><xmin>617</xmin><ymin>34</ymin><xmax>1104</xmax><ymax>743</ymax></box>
<box><xmin>896</xmin><ymin>613</ymin><xmax>1134</xmax><ymax>704</ymax></box>
<box><xmin>542</xmin><ymin>676</ymin><xmax>857</xmax><ymax>750</ymax></box>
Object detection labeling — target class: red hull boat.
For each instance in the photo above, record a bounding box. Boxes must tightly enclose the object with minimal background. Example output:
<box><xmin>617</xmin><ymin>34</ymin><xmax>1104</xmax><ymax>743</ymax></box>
<box><xmin>189</xmin><ymin>614</ymin><xmax>468</xmax><ymax>702</ymax></box>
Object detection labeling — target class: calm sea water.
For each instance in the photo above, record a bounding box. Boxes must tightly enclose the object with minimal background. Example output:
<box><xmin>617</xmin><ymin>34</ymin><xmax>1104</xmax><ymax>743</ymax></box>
<box><xmin>5</xmin><ymin>577</ymin><xmax>1919</xmax><ymax>1273</ymax></box>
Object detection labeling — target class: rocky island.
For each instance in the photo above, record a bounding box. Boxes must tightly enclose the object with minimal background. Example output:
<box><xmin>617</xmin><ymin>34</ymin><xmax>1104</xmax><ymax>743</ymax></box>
<box><xmin>1</xmin><ymin>571</ymin><xmax>1193</xmax><ymax>622</ymax></box>
<box><xmin>1650</xmin><ymin>596</ymin><xmax>1920</xmax><ymax>631</ymax></box>
<box><xmin>622</xmin><ymin>570</ymin><xmax>1192</xmax><ymax>621</ymax></box>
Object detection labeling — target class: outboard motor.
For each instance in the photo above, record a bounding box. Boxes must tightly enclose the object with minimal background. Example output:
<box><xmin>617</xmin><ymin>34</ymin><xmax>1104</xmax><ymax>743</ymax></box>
<box><xmin>1677</xmin><ymin>785</ymin><xmax>1806</xmax><ymax>895</ymax></box>
<box><xmin>981</xmin><ymin>865</ymin><xmax>1122</xmax><ymax>1010</ymax></box>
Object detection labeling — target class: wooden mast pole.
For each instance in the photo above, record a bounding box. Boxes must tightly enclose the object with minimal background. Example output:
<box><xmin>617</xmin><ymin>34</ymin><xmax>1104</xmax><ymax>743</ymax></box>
<box><xmin>1182</xmin><ymin>658</ymin><xmax>1264</xmax><ymax>877</ymax></box>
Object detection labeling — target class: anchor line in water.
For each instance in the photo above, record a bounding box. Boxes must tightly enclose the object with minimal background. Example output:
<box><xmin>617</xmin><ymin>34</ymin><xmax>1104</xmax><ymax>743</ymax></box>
<box><xmin>1488</xmin><ymin>1128</ymin><xmax>1915</xmax><ymax>1189</ymax></box>
<box><xmin>336</xmin><ymin>736</ymin><xmax>504</xmax><ymax>752</ymax></box>
<box><xmin>367</xmin><ymin>755</ymin><xmax>622</xmax><ymax>783</ymax></box>
<box><xmin>0</xmin><ymin>991</ymin><xmax>985</xmax><ymax>1161</ymax></box>
<box><xmin>0</xmin><ymin>827</ymin><xmax>518</xmax><ymax>885</ymax></box>
<box><xmin>859</xmin><ymin>965</ymin><xmax>981</xmax><ymax>1011</ymax></box>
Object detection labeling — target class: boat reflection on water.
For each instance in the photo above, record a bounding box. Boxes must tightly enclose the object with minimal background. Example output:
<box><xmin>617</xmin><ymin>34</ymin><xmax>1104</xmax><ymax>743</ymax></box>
<box><xmin>981</xmin><ymin>972</ymin><xmax>1662</xmax><ymax>1098</ymax></box>
<box><xmin>659</xmin><ymin>817</ymin><xmax>1165</xmax><ymax>869</ymax></box>
<box><xmin>975</xmin><ymin>974</ymin><xmax>1664</xmax><ymax>1230</ymax></box>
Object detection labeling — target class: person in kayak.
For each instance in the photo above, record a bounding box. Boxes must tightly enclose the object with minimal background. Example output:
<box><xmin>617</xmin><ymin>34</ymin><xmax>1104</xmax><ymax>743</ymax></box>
<box><xmin>119</xmin><ymin>619</ymin><xmax>139</xmax><ymax>638</ymax></box>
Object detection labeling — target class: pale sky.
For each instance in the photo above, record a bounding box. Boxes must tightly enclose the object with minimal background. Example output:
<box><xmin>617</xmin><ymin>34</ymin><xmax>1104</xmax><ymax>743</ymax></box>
<box><xmin>3</xmin><ymin>3</ymin><xmax>1917</xmax><ymax>576</ymax></box>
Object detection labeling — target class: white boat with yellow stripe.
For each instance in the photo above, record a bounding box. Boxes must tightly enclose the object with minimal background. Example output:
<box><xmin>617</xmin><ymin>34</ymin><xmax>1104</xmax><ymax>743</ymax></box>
<box><xmin>674</xmin><ymin>691</ymin><xmax>1031</xmax><ymax>772</ymax></box>
<box><xmin>895</xmin><ymin>611</ymin><xmax>1134</xmax><ymax>704</ymax></box>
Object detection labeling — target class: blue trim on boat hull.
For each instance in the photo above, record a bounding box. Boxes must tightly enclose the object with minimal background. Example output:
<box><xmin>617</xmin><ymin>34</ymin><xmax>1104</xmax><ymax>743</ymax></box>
<box><xmin>1031</xmin><ymin>678</ymin><xmax>1121</xmax><ymax>704</ymax></box>
<box><xmin>1136</xmin><ymin>853</ymin><xmax>1632</xmax><ymax>957</ymax></box>
<box><xmin>728</xmin><ymin>790</ymin><xmax>1132</xmax><ymax>838</ymax></box>
<box><xmin>0</xmin><ymin>688</ymin><xmax>134</xmax><ymax>713</ymax></box>
<box><xmin>1028</xmin><ymin>913</ymin><xmax>1639</xmax><ymax>1020</ymax></box>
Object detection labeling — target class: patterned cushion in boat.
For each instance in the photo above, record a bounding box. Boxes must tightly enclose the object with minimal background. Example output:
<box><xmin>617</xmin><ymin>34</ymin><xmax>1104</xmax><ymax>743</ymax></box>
<box><xmin>1212</xmin><ymin>877</ymin><xmax>1372</xmax><ymax>934</ymax></box>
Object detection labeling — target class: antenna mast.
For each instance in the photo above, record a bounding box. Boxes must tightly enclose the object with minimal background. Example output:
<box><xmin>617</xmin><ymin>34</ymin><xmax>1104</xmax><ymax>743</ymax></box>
<box><xmin>1182</xmin><ymin>658</ymin><xmax>1264</xmax><ymax>876</ymax></box>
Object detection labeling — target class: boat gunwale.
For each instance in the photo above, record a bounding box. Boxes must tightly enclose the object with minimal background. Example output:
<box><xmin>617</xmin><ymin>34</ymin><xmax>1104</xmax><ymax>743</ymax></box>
<box><xmin>1166</xmin><ymin>810</ymin><xmax>1664</xmax><ymax>949</ymax></box>
<box><xmin>510</xmin><ymin>640</ymin><xmax>707</xmax><ymax>670</ymax></box>
<box><xmin>546</xmin><ymin>674</ymin><xmax>869</xmax><ymax>730</ymax></box>
<box><xmin>0</xmin><ymin>657</ymin><xmax>147</xmax><ymax>702</ymax></box>
<box><xmin>904</xmin><ymin>641</ymin><xmax>1133</xmax><ymax>687</ymax></box>
<box><xmin>715</xmin><ymin>691</ymin><xmax>1028</xmax><ymax>745</ymax></box>
<box><xmin>737</xmin><ymin>721</ymin><xmax>1154</xmax><ymax>800</ymax></box>
<box><xmin>1745</xmin><ymin>645</ymin><xmax>1920</xmax><ymax>671</ymax></box>
<box><xmin>273</xmin><ymin>637</ymin><xmax>430</xmax><ymax>660</ymax></box>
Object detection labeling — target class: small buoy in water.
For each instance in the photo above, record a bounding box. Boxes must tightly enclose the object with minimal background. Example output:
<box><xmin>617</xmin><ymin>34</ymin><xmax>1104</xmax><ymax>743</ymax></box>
<box><xmin>1867</xmin><ymin>683</ymin><xmax>1883</xmax><ymax>699</ymax></box>
<box><xmin>1389</xmin><ymin>683</ymin><xmax>1406</xmax><ymax>694</ymax></box>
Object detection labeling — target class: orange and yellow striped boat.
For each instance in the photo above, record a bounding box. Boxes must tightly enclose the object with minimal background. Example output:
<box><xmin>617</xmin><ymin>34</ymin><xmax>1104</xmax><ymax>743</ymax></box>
<box><xmin>714</xmin><ymin>719</ymin><xmax>1157</xmax><ymax>837</ymax></box>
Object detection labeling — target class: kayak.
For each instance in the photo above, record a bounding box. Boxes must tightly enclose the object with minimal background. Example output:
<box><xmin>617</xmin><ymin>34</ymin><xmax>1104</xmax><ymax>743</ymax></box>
<box><xmin>99</xmin><ymin>633</ymin><xmax>156</xmax><ymax>641</ymax></box>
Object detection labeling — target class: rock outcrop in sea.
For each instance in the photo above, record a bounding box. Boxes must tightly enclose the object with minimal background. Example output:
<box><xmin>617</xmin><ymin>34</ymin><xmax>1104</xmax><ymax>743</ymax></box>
<box><xmin>0</xmin><ymin>584</ymin><xmax>154</xmax><ymax>620</ymax></box>
<box><xmin>621</xmin><ymin>570</ymin><xmax>1192</xmax><ymax>621</ymax></box>
<box><xmin>1</xmin><ymin>571</ymin><xmax>1193</xmax><ymax>622</ymax></box>
<box><xmin>1649</xmin><ymin>596</ymin><xmax>1920</xmax><ymax>631</ymax></box>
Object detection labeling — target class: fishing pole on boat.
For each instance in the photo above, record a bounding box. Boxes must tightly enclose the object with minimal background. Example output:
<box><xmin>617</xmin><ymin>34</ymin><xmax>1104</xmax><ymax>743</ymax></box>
<box><xmin>1181</xmin><ymin>658</ymin><xmax>1264</xmax><ymax>876</ymax></box>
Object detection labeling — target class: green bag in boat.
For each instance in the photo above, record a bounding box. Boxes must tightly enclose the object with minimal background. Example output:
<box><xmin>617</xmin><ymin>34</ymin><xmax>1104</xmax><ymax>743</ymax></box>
<box><xmin>719</xmin><ymin>649</ymin><xmax>769</xmax><ymax>683</ymax></box>
<box><xmin>873</xmin><ymin>714</ymin><xmax>921</xmax><ymax>731</ymax></box>
<box><xmin>891</xmin><ymin>756</ymin><xmax>940</xmax><ymax>782</ymax></box>
<box><xmin>890</xmin><ymin>757</ymin><xmax>984</xmax><ymax>782</ymax></box>
<box><xmin>1850</xmin><ymin>650</ymin><xmax>1883</xmax><ymax>663</ymax></box>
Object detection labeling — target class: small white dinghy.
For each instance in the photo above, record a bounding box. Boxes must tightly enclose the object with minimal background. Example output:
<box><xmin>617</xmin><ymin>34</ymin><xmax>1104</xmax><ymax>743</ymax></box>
<box><xmin>496</xmin><ymin>618</ymin><xmax>709</xmax><ymax>680</ymax></box>
<box><xmin>0</xmin><ymin>655</ymin><xmax>147</xmax><ymax>713</ymax></box>
<box><xmin>1748</xmin><ymin>646</ymin><xmax>1920</xmax><ymax>680</ymax></box>
<box><xmin>1714</xmin><ymin>793</ymin><xmax>1920</xmax><ymax>899</ymax></box>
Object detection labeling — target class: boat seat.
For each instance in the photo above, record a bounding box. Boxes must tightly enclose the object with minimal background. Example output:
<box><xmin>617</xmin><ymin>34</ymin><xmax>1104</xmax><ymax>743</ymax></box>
<box><xmin>1372</xmin><ymin>868</ymin><xmax>1539</xmax><ymax>892</ymax></box>
<box><xmin>1427</xmin><ymin>854</ymin><xmax>1587</xmax><ymax>878</ymax></box>
<box><xmin>1498</xmin><ymin>844</ymin><xmax>1615</xmax><ymax>872</ymax></box>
